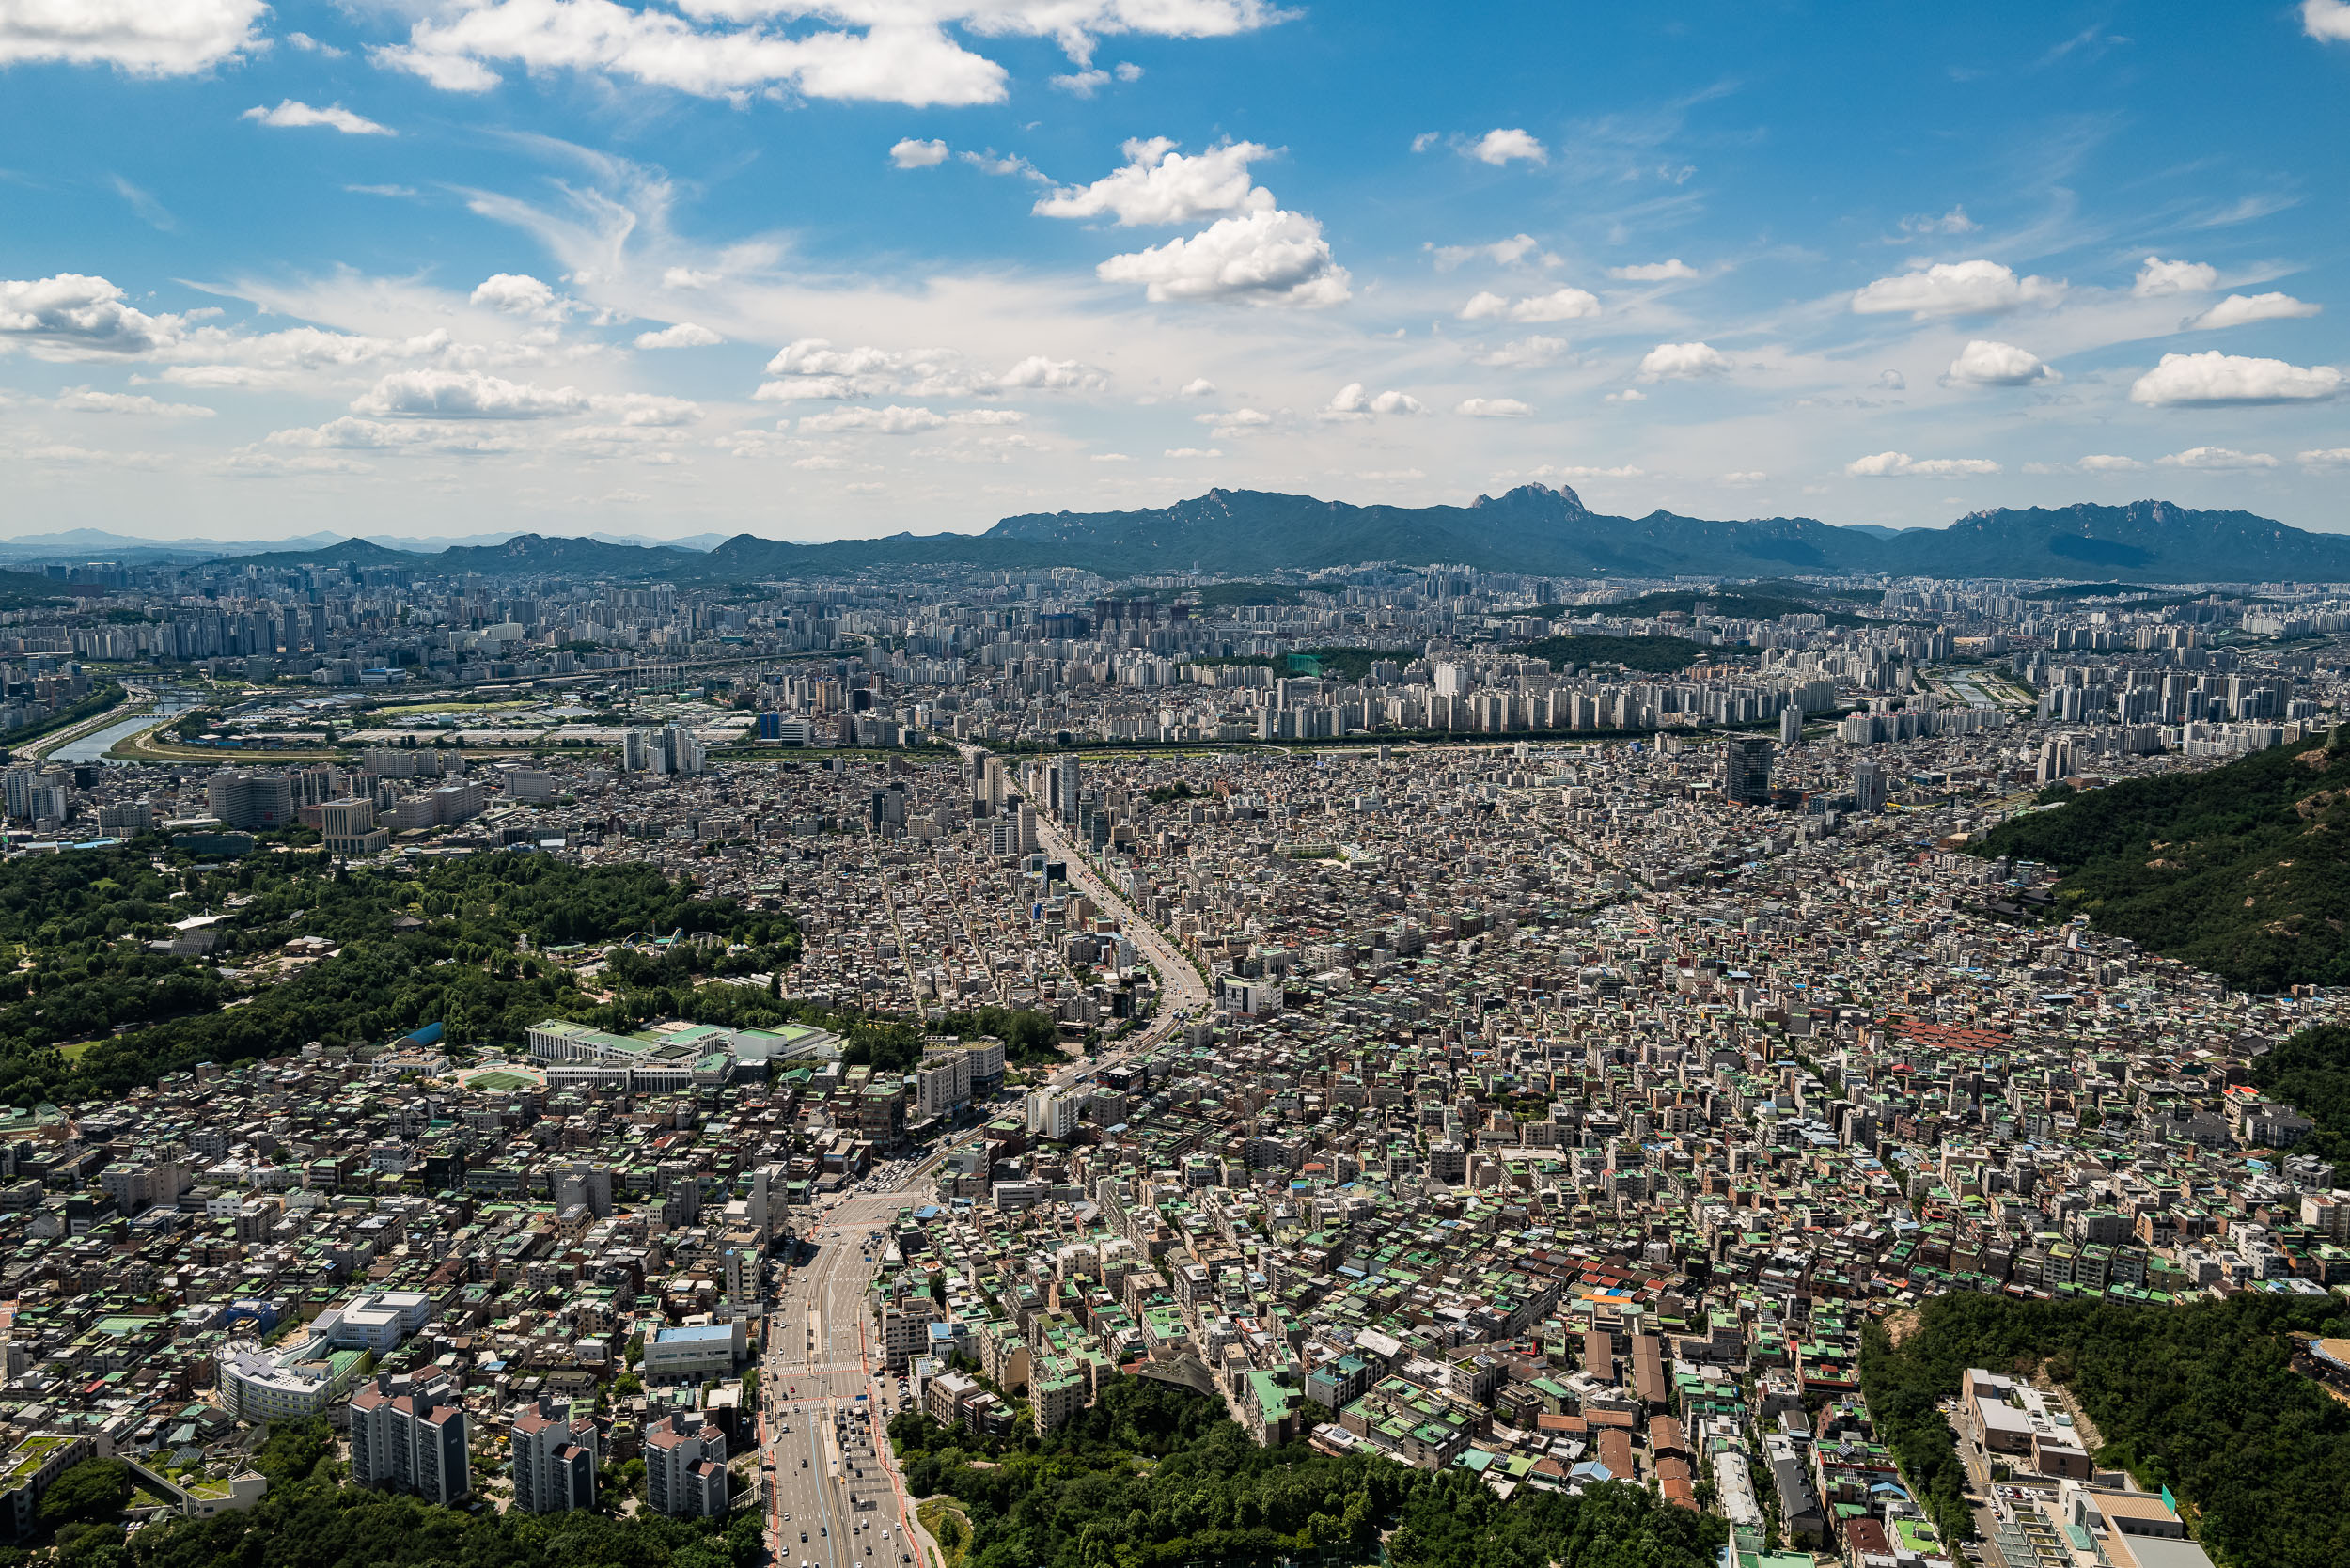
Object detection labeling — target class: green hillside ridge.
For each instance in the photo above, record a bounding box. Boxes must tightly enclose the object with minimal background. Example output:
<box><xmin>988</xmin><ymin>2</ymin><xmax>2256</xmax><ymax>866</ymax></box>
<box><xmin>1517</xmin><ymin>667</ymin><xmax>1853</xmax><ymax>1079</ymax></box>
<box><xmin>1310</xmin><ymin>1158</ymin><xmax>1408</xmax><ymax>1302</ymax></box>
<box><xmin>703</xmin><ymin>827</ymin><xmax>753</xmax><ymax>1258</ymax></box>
<box><xmin>1510</xmin><ymin>634</ymin><xmax>1717</xmax><ymax>674</ymax></box>
<box><xmin>2249</xmin><ymin>1024</ymin><xmax>2350</xmax><ymax>1165</ymax></box>
<box><xmin>1974</xmin><ymin>731</ymin><xmax>2350</xmax><ymax>990</ymax></box>
<box><xmin>890</xmin><ymin>1371</ymin><xmax>1724</xmax><ymax>1568</ymax></box>
<box><xmin>1575</xmin><ymin>588</ymin><xmax>1879</xmax><ymax>628</ymax></box>
<box><xmin>1861</xmin><ymin>1291</ymin><xmax>2350</xmax><ymax>1568</ymax></box>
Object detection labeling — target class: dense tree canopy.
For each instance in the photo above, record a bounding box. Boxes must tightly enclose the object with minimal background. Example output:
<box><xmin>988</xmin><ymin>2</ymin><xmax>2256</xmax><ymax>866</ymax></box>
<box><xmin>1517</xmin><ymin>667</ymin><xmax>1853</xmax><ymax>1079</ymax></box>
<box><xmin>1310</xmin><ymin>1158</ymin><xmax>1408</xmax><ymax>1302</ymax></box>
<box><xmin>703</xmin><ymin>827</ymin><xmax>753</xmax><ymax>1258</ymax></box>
<box><xmin>1508</xmin><ymin>635</ymin><xmax>1714</xmax><ymax>676</ymax></box>
<box><xmin>37</xmin><ymin>1460</ymin><xmax>129</xmax><ymax>1529</ymax></box>
<box><xmin>0</xmin><ymin>847</ymin><xmax>798</xmax><ymax>1105</ymax></box>
<box><xmin>1861</xmin><ymin>1291</ymin><xmax>2350</xmax><ymax>1568</ymax></box>
<box><xmin>2250</xmin><ymin>1024</ymin><xmax>2350</xmax><ymax>1164</ymax></box>
<box><xmin>85</xmin><ymin>1419</ymin><xmax>761</xmax><ymax>1568</ymax></box>
<box><xmin>891</xmin><ymin>1373</ymin><xmax>1724</xmax><ymax>1568</ymax></box>
<box><xmin>1975</xmin><ymin>731</ymin><xmax>2350</xmax><ymax>989</ymax></box>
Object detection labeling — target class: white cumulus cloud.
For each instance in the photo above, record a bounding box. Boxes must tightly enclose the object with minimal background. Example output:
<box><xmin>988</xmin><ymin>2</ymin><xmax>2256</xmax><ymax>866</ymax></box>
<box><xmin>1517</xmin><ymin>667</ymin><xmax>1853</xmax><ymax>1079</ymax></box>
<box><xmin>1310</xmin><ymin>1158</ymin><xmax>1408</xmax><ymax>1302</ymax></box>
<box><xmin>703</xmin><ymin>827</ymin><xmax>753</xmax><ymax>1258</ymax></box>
<box><xmin>1177</xmin><ymin>377</ymin><xmax>1216</xmax><ymax>397</ymax></box>
<box><xmin>766</xmin><ymin>339</ymin><xmax>938</xmax><ymax>380</ymax></box>
<box><xmin>993</xmin><ymin>355</ymin><xmax>1104</xmax><ymax>391</ymax></box>
<box><xmin>241</xmin><ymin>100</ymin><xmax>394</xmax><ymax>135</ymax></box>
<box><xmin>1637</xmin><ymin>341</ymin><xmax>1731</xmax><ymax>380</ymax></box>
<box><xmin>1456</xmin><ymin>397</ymin><xmax>1532</xmax><ymax>417</ymax></box>
<box><xmin>634</xmin><ymin>321</ymin><xmax>724</xmax><ymax>349</ymax></box>
<box><xmin>2156</xmin><ymin>446</ymin><xmax>2279</xmax><ymax>470</ymax></box>
<box><xmin>2186</xmin><ymin>292</ymin><xmax>2323</xmax><ymax>330</ymax></box>
<box><xmin>1944</xmin><ymin>339</ymin><xmax>2060</xmax><ymax>386</ymax></box>
<box><xmin>2077</xmin><ymin>454</ymin><xmax>2144</xmax><ymax>472</ymax></box>
<box><xmin>1321</xmin><ymin>383</ymin><xmax>1422</xmax><ymax>421</ymax></box>
<box><xmin>55</xmin><ymin>387</ymin><xmax>213</xmax><ymax>417</ymax></box>
<box><xmin>889</xmin><ymin>137</ymin><xmax>948</xmax><ymax>168</ymax></box>
<box><xmin>1196</xmin><ymin>406</ymin><xmax>1272</xmax><ymax>436</ymax></box>
<box><xmin>1467</xmin><ymin>128</ymin><xmax>1546</xmax><ymax>165</ymax></box>
<box><xmin>1852</xmin><ymin>259</ymin><xmax>2065</xmax><ymax>317</ymax></box>
<box><xmin>352</xmin><ymin>369</ymin><xmax>590</xmax><ymax>419</ymax></box>
<box><xmin>2134</xmin><ymin>256</ymin><xmax>2219</xmax><ymax>297</ymax></box>
<box><xmin>0</xmin><ymin>0</ymin><xmax>265</xmax><ymax>74</ymax></box>
<box><xmin>1846</xmin><ymin>451</ymin><xmax>2000</xmax><ymax>477</ymax></box>
<box><xmin>1097</xmin><ymin>206</ymin><xmax>1350</xmax><ymax>307</ymax></box>
<box><xmin>2300</xmin><ymin>447</ymin><xmax>2350</xmax><ymax>466</ymax></box>
<box><xmin>470</xmin><ymin>273</ymin><xmax>564</xmax><ymax>318</ymax></box>
<box><xmin>1036</xmin><ymin>137</ymin><xmax>1269</xmax><ymax>226</ymax></box>
<box><xmin>1459</xmin><ymin>287</ymin><xmax>1599</xmax><ymax>323</ymax></box>
<box><xmin>755</xmin><ymin>338</ymin><xmax>1095</xmax><ymax>398</ymax></box>
<box><xmin>1607</xmin><ymin>259</ymin><xmax>1697</xmax><ymax>281</ymax></box>
<box><xmin>371</xmin><ymin>0</ymin><xmax>1286</xmax><ymax>108</ymax></box>
<box><xmin>2304</xmin><ymin>0</ymin><xmax>2350</xmax><ymax>42</ymax></box>
<box><xmin>2129</xmin><ymin>351</ymin><xmax>2345</xmax><ymax>406</ymax></box>
<box><xmin>0</xmin><ymin>274</ymin><xmax>185</xmax><ymax>357</ymax></box>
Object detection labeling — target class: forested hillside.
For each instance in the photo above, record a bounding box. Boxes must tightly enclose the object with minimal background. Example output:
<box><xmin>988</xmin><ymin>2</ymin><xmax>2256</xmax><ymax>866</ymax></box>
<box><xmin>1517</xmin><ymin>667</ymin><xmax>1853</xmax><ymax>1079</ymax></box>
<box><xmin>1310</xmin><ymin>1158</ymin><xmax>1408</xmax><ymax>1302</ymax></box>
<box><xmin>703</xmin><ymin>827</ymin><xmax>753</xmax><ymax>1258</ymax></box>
<box><xmin>1974</xmin><ymin>731</ymin><xmax>2350</xmax><ymax>989</ymax></box>
<box><xmin>2249</xmin><ymin>1024</ymin><xmax>2350</xmax><ymax>1164</ymax></box>
<box><xmin>1860</xmin><ymin>1292</ymin><xmax>2350</xmax><ymax>1568</ymax></box>
<box><xmin>890</xmin><ymin>1373</ymin><xmax>1725</xmax><ymax>1568</ymax></box>
<box><xmin>78</xmin><ymin>1417</ymin><xmax>762</xmax><ymax>1568</ymax></box>
<box><xmin>1509</xmin><ymin>634</ymin><xmax>1713</xmax><ymax>675</ymax></box>
<box><xmin>0</xmin><ymin>844</ymin><xmax>798</xmax><ymax>1105</ymax></box>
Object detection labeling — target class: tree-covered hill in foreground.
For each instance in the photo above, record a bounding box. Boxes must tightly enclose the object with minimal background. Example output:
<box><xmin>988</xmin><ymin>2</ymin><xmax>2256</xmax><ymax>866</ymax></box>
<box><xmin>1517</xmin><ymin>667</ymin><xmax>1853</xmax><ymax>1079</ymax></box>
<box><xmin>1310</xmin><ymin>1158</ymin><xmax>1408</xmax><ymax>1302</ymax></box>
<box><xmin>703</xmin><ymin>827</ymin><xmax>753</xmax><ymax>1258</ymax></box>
<box><xmin>1861</xmin><ymin>1292</ymin><xmax>2350</xmax><ymax>1568</ymax></box>
<box><xmin>70</xmin><ymin>1418</ymin><xmax>763</xmax><ymax>1568</ymax></box>
<box><xmin>0</xmin><ymin>845</ymin><xmax>797</xmax><ymax>1107</ymax></box>
<box><xmin>1974</xmin><ymin>730</ymin><xmax>2350</xmax><ymax>990</ymax></box>
<box><xmin>891</xmin><ymin>1372</ymin><xmax>1724</xmax><ymax>1568</ymax></box>
<box><xmin>2248</xmin><ymin>1023</ymin><xmax>2350</xmax><ymax>1165</ymax></box>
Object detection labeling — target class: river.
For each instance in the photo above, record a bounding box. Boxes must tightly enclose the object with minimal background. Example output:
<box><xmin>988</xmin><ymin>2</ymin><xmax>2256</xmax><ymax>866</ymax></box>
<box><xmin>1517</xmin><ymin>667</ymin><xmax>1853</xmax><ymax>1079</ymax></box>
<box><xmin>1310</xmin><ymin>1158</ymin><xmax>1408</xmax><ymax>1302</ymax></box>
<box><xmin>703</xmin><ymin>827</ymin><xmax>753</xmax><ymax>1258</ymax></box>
<box><xmin>49</xmin><ymin>696</ymin><xmax>197</xmax><ymax>765</ymax></box>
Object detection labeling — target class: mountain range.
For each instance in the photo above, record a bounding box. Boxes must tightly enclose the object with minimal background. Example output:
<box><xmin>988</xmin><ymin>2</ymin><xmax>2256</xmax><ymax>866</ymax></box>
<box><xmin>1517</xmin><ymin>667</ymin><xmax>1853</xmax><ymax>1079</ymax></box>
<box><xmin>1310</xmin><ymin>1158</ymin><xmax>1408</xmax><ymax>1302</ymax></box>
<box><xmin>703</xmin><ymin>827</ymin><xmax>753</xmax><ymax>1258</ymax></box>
<box><xmin>0</xmin><ymin>527</ymin><xmax>734</xmax><ymax>564</ymax></box>
<box><xmin>50</xmin><ymin>490</ymin><xmax>2350</xmax><ymax>584</ymax></box>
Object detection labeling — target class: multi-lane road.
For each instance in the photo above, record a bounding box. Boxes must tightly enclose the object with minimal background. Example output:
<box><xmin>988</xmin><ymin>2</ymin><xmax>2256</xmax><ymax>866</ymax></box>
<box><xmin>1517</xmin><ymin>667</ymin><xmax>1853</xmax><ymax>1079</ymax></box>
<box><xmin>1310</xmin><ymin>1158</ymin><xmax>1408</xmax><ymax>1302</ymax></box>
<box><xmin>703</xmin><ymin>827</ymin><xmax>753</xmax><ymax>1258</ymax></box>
<box><xmin>1028</xmin><ymin>806</ymin><xmax>1215</xmax><ymax>1037</ymax></box>
<box><xmin>756</xmin><ymin>762</ymin><xmax>1213</xmax><ymax>1567</ymax></box>
<box><xmin>759</xmin><ymin>1192</ymin><xmax>919</xmax><ymax>1568</ymax></box>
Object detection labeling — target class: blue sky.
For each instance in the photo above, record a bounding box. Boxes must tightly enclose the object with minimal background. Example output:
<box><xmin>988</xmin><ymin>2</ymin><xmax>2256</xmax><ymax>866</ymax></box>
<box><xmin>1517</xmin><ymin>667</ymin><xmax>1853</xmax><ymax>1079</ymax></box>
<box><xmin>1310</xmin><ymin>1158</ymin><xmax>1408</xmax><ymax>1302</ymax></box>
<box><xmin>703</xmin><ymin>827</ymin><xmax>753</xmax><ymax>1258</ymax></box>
<box><xmin>3</xmin><ymin>0</ymin><xmax>2348</xmax><ymax>545</ymax></box>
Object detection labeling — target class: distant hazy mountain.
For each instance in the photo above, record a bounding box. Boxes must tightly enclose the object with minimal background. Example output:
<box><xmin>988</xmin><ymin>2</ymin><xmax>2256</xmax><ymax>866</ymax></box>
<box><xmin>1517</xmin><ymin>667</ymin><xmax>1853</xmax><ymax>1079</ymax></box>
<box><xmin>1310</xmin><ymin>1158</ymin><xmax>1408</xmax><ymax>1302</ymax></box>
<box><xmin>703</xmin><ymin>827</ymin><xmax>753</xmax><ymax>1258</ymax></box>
<box><xmin>0</xmin><ymin>526</ymin><xmax>725</xmax><ymax>565</ymax></box>
<box><xmin>356</xmin><ymin>530</ymin><xmax>727</xmax><ymax>553</ymax></box>
<box><xmin>0</xmin><ymin>528</ymin><xmax>347</xmax><ymax>562</ymax></box>
<box><xmin>185</xmin><ymin>490</ymin><xmax>2350</xmax><ymax>584</ymax></box>
<box><xmin>228</xmin><ymin>533</ymin><xmax>708</xmax><ymax>575</ymax></box>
